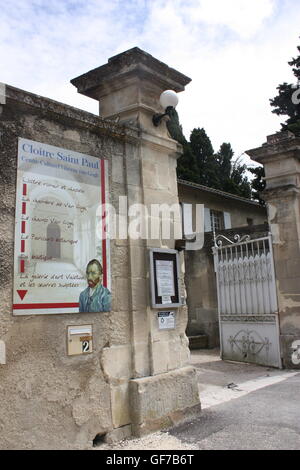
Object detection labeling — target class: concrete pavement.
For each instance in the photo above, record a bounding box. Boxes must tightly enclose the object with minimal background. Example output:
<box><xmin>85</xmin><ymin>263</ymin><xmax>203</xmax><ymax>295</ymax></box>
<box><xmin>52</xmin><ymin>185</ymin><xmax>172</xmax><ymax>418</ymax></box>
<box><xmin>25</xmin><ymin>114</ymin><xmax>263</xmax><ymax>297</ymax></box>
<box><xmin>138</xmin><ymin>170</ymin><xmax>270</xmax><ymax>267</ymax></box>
<box><xmin>191</xmin><ymin>348</ymin><xmax>299</xmax><ymax>410</ymax></box>
<box><xmin>170</xmin><ymin>349</ymin><xmax>300</xmax><ymax>450</ymax></box>
<box><xmin>95</xmin><ymin>349</ymin><xmax>300</xmax><ymax>450</ymax></box>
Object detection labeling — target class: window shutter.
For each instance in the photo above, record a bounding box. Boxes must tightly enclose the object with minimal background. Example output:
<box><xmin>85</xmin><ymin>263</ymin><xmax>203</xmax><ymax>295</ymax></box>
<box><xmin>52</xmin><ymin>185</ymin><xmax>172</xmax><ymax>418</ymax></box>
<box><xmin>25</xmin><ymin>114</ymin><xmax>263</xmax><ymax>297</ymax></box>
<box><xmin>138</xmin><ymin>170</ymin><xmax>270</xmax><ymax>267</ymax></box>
<box><xmin>181</xmin><ymin>203</ymin><xmax>194</xmax><ymax>238</ymax></box>
<box><xmin>204</xmin><ymin>207</ymin><xmax>212</xmax><ymax>232</ymax></box>
<box><xmin>224</xmin><ymin>212</ymin><xmax>232</xmax><ymax>229</ymax></box>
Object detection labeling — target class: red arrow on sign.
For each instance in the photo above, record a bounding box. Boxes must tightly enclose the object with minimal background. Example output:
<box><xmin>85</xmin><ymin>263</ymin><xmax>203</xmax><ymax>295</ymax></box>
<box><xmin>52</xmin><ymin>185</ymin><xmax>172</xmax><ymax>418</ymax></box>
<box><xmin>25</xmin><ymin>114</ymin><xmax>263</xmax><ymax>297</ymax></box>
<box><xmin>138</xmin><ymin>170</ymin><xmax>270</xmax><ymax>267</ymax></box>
<box><xmin>17</xmin><ymin>290</ymin><xmax>28</xmax><ymax>300</ymax></box>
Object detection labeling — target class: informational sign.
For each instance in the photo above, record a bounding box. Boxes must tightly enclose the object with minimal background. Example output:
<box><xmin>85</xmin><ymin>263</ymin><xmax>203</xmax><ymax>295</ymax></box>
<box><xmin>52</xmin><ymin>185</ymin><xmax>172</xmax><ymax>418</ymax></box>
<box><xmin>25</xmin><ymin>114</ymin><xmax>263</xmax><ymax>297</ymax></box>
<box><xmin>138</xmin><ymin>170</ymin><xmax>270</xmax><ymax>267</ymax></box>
<box><xmin>158</xmin><ymin>311</ymin><xmax>175</xmax><ymax>330</ymax></box>
<box><xmin>13</xmin><ymin>138</ymin><xmax>111</xmax><ymax>315</ymax></box>
<box><xmin>149</xmin><ymin>249</ymin><xmax>181</xmax><ymax>308</ymax></box>
<box><xmin>156</xmin><ymin>260</ymin><xmax>175</xmax><ymax>304</ymax></box>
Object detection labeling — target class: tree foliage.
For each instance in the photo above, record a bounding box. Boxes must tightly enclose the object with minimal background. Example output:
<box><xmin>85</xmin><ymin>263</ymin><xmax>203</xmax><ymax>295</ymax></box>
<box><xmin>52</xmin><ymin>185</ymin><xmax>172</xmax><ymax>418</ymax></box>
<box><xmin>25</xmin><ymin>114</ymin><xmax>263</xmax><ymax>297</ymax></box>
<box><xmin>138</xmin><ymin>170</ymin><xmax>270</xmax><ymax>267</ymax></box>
<box><xmin>248</xmin><ymin>165</ymin><xmax>266</xmax><ymax>206</ymax></box>
<box><xmin>167</xmin><ymin>38</ymin><xmax>300</xmax><ymax>204</ymax></box>
<box><xmin>168</xmin><ymin>111</ymin><xmax>252</xmax><ymax>199</ymax></box>
<box><xmin>270</xmin><ymin>39</ymin><xmax>300</xmax><ymax>135</ymax></box>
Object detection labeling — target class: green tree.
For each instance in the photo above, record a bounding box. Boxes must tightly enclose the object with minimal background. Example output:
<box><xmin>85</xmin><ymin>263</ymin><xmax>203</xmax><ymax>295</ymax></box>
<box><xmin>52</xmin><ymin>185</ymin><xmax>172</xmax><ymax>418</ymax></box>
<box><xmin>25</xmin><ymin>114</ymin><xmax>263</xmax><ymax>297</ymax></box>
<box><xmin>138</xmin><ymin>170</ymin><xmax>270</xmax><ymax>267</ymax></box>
<box><xmin>248</xmin><ymin>165</ymin><xmax>266</xmax><ymax>205</ymax></box>
<box><xmin>167</xmin><ymin>109</ymin><xmax>199</xmax><ymax>183</ymax></box>
<box><xmin>176</xmin><ymin>142</ymin><xmax>199</xmax><ymax>183</ymax></box>
<box><xmin>189</xmin><ymin>128</ymin><xmax>220</xmax><ymax>188</ymax></box>
<box><xmin>169</xmin><ymin>111</ymin><xmax>252</xmax><ymax>199</ymax></box>
<box><xmin>270</xmin><ymin>39</ymin><xmax>300</xmax><ymax>135</ymax></box>
<box><xmin>214</xmin><ymin>144</ymin><xmax>252</xmax><ymax>198</ymax></box>
<box><xmin>190</xmin><ymin>127</ymin><xmax>214</xmax><ymax>174</ymax></box>
<box><xmin>216</xmin><ymin>142</ymin><xmax>233</xmax><ymax>181</ymax></box>
<box><xmin>227</xmin><ymin>157</ymin><xmax>252</xmax><ymax>199</ymax></box>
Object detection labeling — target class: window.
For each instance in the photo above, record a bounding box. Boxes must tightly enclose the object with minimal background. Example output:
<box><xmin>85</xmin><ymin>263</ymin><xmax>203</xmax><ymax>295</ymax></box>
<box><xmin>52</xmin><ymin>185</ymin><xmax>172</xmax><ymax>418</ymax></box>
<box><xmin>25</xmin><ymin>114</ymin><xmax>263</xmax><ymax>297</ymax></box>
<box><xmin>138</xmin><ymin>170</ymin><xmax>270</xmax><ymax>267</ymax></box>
<box><xmin>210</xmin><ymin>210</ymin><xmax>224</xmax><ymax>231</ymax></box>
<box><xmin>204</xmin><ymin>208</ymin><xmax>231</xmax><ymax>232</ymax></box>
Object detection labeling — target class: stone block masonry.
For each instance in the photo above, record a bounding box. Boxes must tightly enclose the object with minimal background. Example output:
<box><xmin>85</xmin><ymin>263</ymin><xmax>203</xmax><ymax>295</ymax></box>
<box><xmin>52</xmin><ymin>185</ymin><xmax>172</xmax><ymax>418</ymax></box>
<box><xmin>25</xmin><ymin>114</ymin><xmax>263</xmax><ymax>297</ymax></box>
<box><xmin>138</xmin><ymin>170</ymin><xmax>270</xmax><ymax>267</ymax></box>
<box><xmin>247</xmin><ymin>131</ymin><xmax>300</xmax><ymax>369</ymax></box>
<box><xmin>0</xmin><ymin>48</ymin><xmax>201</xmax><ymax>449</ymax></box>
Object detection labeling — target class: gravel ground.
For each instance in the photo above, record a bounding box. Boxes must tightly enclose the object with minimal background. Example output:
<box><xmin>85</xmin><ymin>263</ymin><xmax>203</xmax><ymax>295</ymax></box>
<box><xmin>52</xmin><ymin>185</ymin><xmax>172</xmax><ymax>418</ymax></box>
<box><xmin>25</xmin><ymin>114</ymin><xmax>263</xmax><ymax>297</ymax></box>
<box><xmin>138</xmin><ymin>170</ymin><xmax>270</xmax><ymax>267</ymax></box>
<box><xmin>95</xmin><ymin>431</ymin><xmax>198</xmax><ymax>451</ymax></box>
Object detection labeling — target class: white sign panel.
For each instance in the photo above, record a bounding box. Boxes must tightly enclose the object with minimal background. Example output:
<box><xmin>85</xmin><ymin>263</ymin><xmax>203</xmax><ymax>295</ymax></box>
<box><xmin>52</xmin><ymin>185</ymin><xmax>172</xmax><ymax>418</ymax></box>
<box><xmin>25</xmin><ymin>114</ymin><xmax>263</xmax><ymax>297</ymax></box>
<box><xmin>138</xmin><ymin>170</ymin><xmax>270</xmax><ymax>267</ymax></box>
<box><xmin>158</xmin><ymin>311</ymin><xmax>175</xmax><ymax>330</ymax></box>
<box><xmin>13</xmin><ymin>138</ymin><xmax>111</xmax><ymax>315</ymax></box>
<box><xmin>156</xmin><ymin>260</ymin><xmax>175</xmax><ymax>297</ymax></box>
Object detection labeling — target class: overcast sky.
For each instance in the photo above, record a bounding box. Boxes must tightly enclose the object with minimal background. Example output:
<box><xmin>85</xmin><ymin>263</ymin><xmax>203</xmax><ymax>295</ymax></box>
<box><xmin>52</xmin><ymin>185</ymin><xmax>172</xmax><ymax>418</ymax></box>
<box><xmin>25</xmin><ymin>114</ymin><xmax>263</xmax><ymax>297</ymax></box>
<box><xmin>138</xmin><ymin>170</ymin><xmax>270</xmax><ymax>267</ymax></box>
<box><xmin>1</xmin><ymin>0</ymin><xmax>300</xmax><ymax>167</ymax></box>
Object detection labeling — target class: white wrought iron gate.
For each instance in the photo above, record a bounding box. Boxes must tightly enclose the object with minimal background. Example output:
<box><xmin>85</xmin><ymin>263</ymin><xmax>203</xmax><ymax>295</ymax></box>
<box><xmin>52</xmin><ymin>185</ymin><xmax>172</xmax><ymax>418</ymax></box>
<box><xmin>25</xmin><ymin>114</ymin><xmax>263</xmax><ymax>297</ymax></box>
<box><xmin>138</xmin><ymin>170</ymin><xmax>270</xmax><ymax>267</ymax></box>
<box><xmin>213</xmin><ymin>233</ymin><xmax>282</xmax><ymax>368</ymax></box>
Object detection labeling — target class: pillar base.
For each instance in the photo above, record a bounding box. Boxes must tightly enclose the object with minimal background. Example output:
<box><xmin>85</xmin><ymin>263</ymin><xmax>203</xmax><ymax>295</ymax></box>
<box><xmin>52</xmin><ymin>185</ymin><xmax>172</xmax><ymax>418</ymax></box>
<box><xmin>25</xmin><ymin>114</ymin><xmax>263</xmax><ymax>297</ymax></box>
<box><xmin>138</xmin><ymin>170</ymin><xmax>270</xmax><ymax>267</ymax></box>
<box><xmin>129</xmin><ymin>366</ymin><xmax>201</xmax><ymax>437</ymax></box>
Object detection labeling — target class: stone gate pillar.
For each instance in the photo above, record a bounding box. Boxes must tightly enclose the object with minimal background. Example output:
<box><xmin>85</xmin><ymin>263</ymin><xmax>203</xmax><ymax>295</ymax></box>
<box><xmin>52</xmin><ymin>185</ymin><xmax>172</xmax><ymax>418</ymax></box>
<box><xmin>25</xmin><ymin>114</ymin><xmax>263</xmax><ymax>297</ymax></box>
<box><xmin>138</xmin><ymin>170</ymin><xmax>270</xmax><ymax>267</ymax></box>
<box><xmin>72</xmin><ymin>48</ymin><xmax>201</xmax><ymax>436</ymax></box>
<box><xmin>247</xmin><ymin>131</ymin><xmax>300</xmax><ymax>368</ymax></box>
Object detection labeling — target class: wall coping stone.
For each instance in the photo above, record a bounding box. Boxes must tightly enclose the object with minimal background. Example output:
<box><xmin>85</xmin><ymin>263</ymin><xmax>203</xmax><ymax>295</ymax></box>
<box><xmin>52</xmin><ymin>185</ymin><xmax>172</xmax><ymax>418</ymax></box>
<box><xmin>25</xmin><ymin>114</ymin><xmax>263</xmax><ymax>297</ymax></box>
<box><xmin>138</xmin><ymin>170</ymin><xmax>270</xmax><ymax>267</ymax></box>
<box><xmin>4</xmin><ymin>84</ymin><xmax>140</xmax><ymax>143</ymax></box>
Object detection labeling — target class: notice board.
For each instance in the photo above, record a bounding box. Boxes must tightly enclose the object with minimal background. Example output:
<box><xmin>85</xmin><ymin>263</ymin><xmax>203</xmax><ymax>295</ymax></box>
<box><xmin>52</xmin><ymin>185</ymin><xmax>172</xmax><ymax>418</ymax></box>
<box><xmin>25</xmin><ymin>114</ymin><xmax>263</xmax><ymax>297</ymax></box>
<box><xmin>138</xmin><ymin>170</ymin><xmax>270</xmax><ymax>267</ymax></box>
<box><xmin>149</xmin><ymin>248</ymin><xmax>181</xmax><ymax>308</ymax></box>
<box><xmin>13</xmin><ymin>138</ymin><xmax>111</xmax><ymax>315</ymax></box>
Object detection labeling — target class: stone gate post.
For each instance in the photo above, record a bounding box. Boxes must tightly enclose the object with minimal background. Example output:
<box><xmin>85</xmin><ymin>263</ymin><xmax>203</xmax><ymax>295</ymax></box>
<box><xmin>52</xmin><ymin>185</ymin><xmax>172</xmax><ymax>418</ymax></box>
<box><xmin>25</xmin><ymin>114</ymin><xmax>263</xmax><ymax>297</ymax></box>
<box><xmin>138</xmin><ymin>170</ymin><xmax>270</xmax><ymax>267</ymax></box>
<box><xmin>247</xmin><ymin>131</ymin><xmax>300</xmax><ymax>368</ymax></box>
<box><xmin>72</xmin><ymin>48</ymin><xmax>201</xmax><ymax>436</ymax></box>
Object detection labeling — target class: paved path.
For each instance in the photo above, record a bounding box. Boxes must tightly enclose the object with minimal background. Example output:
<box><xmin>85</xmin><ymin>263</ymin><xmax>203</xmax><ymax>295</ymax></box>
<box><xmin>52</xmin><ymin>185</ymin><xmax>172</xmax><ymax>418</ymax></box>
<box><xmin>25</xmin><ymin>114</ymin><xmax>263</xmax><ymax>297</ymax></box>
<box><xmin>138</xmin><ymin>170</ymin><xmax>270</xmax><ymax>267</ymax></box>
<box><xmin>95</xmin><ymin>349</ymin><xmax>300</xmax><ymax>450</ymax></box>
<box><xmin>170</xmin><ymin>370</ymin><xmax>300</xmax><ymax>450</ymax></box>
<box><xmin>191</xmin><ymin>348</ymin><xmax>299</xmax><ymax>410</ymax></box>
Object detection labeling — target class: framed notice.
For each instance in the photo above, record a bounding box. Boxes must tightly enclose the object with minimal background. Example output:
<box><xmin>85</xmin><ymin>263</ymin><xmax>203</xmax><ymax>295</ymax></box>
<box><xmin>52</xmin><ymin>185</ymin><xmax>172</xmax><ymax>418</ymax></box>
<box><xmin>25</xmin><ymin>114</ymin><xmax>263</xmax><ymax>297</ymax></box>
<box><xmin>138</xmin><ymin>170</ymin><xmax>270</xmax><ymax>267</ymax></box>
<box><xmin>13</xmin><ymin>138</ymin><xmax>111</xmax><ymax>315</ymax></box>
<box><xmin>149</xmin><ymin>248</ymin><xmax>180</xmax><ymax>308</ymax></box>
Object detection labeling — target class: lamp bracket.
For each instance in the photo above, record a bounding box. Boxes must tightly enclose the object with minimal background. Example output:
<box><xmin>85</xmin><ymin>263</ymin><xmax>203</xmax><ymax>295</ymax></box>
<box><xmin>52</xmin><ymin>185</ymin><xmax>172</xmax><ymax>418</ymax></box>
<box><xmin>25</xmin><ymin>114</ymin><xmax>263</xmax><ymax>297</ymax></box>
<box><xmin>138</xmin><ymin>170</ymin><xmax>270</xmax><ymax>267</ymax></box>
<box><xmin>152</xmin><ymin>106</ymin><xmax>174</xmax><ymax>127</ymax></box>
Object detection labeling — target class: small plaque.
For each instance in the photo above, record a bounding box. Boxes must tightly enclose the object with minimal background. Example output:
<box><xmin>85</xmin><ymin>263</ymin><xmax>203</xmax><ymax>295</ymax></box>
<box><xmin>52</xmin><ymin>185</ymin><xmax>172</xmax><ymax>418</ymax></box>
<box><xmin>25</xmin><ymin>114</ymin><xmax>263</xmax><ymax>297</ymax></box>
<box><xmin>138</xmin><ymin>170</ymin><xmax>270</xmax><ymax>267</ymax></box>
<box><xmin>158</xmin><ymin>311</ymin><xmax>175</xmax><ymax>330</ymax></box>
<box><xmin>67</xmin><ymin>325</ymin><xmax>93</xmax><ymax>356</ymax></box>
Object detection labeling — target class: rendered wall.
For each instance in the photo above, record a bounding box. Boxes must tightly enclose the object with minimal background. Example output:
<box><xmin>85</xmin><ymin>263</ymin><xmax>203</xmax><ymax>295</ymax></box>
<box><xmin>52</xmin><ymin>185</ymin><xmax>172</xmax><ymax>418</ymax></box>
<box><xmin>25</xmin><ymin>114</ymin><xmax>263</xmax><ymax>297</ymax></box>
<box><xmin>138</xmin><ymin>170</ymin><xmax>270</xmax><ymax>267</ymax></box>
<box><xmin>0</xmin><ymin>85</ymin><xmax>137</xmax><ymax>449</ymax></box>
<box><xmin>178</xmin><ymin>183</ymin><xmax>267</xmax><ymax>228</ymax></box>
<box><xmin>0</xmin><ymin>48</ymin><xmax>201</xmax><ymax>449</ymax></box>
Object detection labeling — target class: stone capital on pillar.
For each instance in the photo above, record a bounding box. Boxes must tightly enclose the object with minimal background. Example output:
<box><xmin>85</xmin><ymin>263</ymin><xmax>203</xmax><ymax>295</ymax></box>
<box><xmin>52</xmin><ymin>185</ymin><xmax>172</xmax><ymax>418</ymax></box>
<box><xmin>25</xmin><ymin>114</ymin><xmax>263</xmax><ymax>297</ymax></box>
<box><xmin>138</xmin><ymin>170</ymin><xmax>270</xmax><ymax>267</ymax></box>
<box><xmin>71</xmin><ymin>47</ymin><xmax>191</xmax><ymax>136</ymax></box>
<box><xmin>246</xmin><ymin>130</ymin><xmax>300</xmax><ymax>196</ymax></box>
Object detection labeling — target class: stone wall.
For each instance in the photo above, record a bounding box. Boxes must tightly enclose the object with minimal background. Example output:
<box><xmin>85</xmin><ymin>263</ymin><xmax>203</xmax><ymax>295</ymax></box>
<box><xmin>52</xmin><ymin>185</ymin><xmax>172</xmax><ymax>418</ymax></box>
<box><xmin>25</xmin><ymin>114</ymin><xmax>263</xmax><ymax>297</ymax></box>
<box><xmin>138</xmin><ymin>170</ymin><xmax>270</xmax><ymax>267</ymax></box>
<box><xmin>0</xmin><ymin>48</ymin><xmax>201</xmax><ymax>449</ymax></box>
<box><xmin>0</xmin><ymin>85</ymin><xmax>137</xmax><ymax>449</ymax></box>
